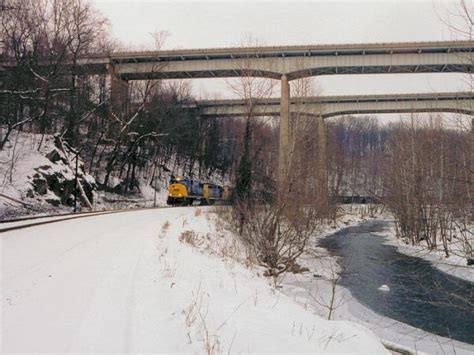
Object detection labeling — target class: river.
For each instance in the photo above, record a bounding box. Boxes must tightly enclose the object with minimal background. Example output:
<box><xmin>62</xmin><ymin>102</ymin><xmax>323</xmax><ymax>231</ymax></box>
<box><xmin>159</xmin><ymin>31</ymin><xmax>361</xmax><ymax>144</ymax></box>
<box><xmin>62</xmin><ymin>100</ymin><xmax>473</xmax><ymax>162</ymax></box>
<box><xmin>318</xmin><ymin>220</ymin><xmax>474</xmax><ymax>345</ymax></box>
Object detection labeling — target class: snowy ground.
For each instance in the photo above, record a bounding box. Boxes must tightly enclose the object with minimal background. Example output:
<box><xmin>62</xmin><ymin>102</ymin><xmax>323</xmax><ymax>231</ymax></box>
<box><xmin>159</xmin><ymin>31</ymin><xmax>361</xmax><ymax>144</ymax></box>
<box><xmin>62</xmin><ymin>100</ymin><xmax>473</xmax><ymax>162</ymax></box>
<box><xmin>1</xmin><ymin>207</ymin><xmax>387</xmax><ymax>353</ymax></box>
<box><xmin>377</xmin><ymin>225</ymin><xmax>474</xmax><ymax>283</ymax></box>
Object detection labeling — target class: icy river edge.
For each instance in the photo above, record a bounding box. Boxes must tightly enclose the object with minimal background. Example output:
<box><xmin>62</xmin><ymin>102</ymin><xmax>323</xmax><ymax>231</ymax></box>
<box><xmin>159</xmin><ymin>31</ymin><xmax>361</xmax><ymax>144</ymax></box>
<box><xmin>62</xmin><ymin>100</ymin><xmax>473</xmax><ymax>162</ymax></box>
<box><xmin>280</xmin><ymin>217</ymin><xmax>474</xmax><ymax>355</ymax></box>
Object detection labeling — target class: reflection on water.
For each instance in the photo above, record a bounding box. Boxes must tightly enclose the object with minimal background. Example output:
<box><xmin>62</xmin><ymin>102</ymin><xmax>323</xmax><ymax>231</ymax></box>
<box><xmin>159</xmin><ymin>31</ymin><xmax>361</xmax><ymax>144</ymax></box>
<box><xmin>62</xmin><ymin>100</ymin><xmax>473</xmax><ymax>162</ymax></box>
<box><xmin>319</xmin><ymin>221</ymin><xmax>474</xmax><ymax>344</ymax></box>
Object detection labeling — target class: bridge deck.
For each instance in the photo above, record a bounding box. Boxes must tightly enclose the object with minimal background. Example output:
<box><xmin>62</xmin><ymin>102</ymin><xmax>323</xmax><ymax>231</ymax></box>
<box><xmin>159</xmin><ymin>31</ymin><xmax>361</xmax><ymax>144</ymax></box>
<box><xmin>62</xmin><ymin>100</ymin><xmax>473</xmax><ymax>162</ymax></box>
<box><xmin>1</xmin><ymin>40</ymin><xmax>472</xmax><ymax>80</ymax></box>
<box><xmin>193</xmin><ymin>92</ymin><xmax>474</xmax><ymax>118</ymax></box>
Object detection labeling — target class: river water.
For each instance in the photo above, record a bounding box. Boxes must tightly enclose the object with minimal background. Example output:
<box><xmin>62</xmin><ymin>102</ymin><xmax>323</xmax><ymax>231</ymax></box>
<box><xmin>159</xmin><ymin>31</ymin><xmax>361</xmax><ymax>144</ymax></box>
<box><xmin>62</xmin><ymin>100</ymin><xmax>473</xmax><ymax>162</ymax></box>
<box><xmin>318</xmin><ymin>220</ymin><xmax>474</xmax><ymax>345</ymax></box>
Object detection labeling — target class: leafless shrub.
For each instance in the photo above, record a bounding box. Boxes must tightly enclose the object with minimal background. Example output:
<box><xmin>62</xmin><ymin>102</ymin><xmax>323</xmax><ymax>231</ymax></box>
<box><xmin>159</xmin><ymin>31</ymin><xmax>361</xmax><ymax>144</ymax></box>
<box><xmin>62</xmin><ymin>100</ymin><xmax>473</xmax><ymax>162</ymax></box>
<box><xmin>308</xmin><ymin>262</ymin><xmax>346</xmax><ymax>320</ymax></box>
<box><xmin>232</xmin><ymin>196</ymin><xmax>320</xmax><ymax>278</ymax></box>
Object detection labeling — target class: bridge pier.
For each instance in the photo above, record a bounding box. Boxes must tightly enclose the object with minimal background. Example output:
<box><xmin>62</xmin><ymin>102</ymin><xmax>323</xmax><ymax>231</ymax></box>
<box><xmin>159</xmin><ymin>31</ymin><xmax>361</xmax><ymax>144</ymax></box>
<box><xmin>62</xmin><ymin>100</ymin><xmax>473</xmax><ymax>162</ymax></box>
<box><xmin>471</xmin><ymin>118</ymin><xmax>474</xmax><ymax>197</ymax></box>
<box><xmin>317</xmin><ymin>115</ymin><xmax>328</xmax><ymax>204</ymax></box>
<box><xmin>278</xmin><ymin>77</ymin><xmax>327</xmax><ymax>203</ymax></box>
<box><xmin>108</xmin><ymin>64</ymin><xmax>129</xmax><ymax>118</ymax></box>
<box><xmin>278</xmin><ymin>74</ymin><xmax>290</xmax><ymax>187</ymax></box>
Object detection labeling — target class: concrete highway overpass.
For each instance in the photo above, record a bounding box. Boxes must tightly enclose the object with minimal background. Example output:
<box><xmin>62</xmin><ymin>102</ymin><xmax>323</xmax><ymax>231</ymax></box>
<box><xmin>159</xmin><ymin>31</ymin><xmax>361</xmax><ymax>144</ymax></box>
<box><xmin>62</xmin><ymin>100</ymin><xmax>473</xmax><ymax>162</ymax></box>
<box><xmin>1</xmin><ymin>40</ymin><xmax>472</xmax><ymax>80</ymax></box>
<box><xmin>192</xmin><ymin>92</ymin><xmax>474</xmax><ymax>119</ymax></box>
<box><xmin>110</xmin><ymin>40</ymin><xmax>472</xmax><ymax>80</ymax></box>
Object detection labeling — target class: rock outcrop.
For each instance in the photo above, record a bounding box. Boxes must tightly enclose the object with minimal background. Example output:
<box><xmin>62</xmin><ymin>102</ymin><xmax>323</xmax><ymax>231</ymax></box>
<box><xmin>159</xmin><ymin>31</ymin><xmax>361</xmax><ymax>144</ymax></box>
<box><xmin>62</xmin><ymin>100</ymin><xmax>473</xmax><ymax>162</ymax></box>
<box><xmin>27</xmin><ymin>141</ymin><xmax>96</xmax><ymax>208</ymax></box>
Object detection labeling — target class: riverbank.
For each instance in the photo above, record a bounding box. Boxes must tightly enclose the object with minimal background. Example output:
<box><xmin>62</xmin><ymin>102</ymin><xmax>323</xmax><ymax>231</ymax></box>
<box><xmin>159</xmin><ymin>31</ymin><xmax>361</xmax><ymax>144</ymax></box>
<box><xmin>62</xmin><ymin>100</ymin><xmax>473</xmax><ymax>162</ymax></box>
<box><xmin>375</xmin><ymin>224</ymin><xmax>474</xmax><ymax>283</ymax></box>
<box><xmin>317</xmin><ymin>207</ymin><xmax>473</xmax><ymax>283</ymax></box>
<box><xmin>279</xmin><ymin>217</ymin><xmax>474</xmax><ymax>354</ymax></box>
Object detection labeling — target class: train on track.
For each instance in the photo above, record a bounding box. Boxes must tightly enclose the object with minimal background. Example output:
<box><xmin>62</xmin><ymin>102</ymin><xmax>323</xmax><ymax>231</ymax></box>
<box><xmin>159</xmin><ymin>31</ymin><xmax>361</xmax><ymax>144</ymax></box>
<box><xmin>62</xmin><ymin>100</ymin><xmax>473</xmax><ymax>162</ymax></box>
<box><xmin>166</xmin><ymin>177</ymin><xmax>231</xmax><ymax>206</ymax></box>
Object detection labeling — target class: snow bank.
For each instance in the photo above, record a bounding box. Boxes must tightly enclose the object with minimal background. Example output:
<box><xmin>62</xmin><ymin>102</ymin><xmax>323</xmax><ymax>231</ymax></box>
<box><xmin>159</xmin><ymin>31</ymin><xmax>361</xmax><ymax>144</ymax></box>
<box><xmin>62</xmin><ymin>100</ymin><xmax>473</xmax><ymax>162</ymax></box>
<box><xmin>310</xmin><ymin>205</ymin><xmax>473</xmax><ymax>283</ymax></box>
<box><xmin>1</xmin><ymin>207</ymin><xmax>387</xmax><ymax>353</ymax></box>
<box><xmin>374</xmin><ymin>224</ymin><xmax>474</xmax><ymax>283</ymax></box>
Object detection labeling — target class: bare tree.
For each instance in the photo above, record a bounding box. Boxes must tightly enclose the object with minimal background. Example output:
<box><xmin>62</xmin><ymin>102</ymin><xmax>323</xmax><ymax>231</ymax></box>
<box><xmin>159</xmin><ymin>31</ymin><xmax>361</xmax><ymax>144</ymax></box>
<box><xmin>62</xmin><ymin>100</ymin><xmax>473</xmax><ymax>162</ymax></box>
<box><xmin>226</xmin><ymin>68</ymin><xmax>333</xmax><ymax>280</ymax></box>
<box><xmin>225</xmin><ymin>36</ymin><xmax>277</xmax><ymax>232</ymax></box>
<box><xmin>1</xmin><ymin>0</ymin><xmax>69</xmax><ymax>149</ymax></box>
<box><xmin>382</xmin><ymin>117</ymin><xmax>473</xmax><ymax>262</ymax></box>
<box><xmin>62</xmin><ymin>0</ymin><xmax>109</xmax><ymax>144</ymax></box>
<box><xmin>100</xmin><ymin>31</ymin><xmax>168</xmax><ymax>189</ymax></box>
<box><xmin>0</xmin><ymin>0</ymin><xmax>111</xmax><ymax>150</ymax></box>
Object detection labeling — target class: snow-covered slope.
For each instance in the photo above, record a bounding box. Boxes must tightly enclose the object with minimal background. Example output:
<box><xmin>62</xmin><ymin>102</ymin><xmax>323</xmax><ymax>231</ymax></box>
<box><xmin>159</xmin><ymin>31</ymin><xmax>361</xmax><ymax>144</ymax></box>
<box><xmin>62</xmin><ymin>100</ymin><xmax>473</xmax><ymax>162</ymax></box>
<box><xmin>0</xmin><ymin>129</ymin><xmax>231</xmax><ymax>219</ymax></box>
<box><xmin>1</xmin><ymin>207</ymin><xmax>388</xmax><ymax>353</ymax></box>
<box><xmin>0</xmin><ymin>131</ymin><xmax>96</xmax><ymax>218</ymax></box>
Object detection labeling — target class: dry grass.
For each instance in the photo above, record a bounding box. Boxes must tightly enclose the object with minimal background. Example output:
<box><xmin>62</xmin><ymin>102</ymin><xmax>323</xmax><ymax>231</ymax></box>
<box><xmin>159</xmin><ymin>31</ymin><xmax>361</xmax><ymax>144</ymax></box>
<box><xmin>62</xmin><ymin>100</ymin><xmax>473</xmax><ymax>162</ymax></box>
<box><xmin>206</xmin><ymin>208</ymin><xmax>259</xmax><ymax>269</ymax></box>
<box><xmin>179</xmin><ymin>230</ymin><xmax>204</xmax><ymax>248</ymax></box>
<box><xmin>161</xmin><ymin>220</ymin><xmax>171</xmax><ymax>233</ymax></box>
<box><xmin>160</xmin><ymin>257</ymin><xmax>177</xmax><ymax>278</ymax></box>
<box><xmin>184</xmin><ymin>286</ymin><xmax>203</xmax><ymax>327</ymax></box>
<box><xmin>201</xmin><ymin>321</ymin><xmax>221</xmax><ymax>355</ymax></box>
<box><xmin>183</xmin><ymin>284</ymin><xmax>222</xmax><ymax>354</ymax></box>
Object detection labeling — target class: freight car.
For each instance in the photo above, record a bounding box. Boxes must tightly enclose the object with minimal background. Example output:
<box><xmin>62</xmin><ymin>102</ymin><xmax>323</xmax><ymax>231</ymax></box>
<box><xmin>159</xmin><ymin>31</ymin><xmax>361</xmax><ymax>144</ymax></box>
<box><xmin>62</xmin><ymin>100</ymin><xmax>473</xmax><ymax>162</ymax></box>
<box><xmin>166</xmin><ymin>177</ymin><xmax>231</xmax><ymax>205</ymax></box>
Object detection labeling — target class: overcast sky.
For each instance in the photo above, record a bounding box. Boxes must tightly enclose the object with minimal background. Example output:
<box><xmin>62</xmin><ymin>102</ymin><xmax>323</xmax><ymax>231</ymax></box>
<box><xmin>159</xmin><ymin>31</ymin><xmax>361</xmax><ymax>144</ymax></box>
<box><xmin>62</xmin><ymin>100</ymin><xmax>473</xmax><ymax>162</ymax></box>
<box><xmin>92</xmin><ymin>0</ymin><xmax>469</xmax><ymax>105</ymax></box>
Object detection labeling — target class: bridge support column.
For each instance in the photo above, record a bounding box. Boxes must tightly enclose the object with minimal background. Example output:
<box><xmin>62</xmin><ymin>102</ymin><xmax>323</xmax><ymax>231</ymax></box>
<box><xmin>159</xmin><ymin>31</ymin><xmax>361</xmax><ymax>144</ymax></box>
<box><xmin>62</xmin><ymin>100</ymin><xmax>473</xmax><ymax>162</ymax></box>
<box><xmin>471</xmin><ymin>118</ymin><xmax>474</xmax><ymax>197</ymax></box>
<box><xmin>108</xmin><ymin>64</ymin><xmax>129</xmax><ymax>118</ymax></box>
<box><xmin>278</xmin><ymin>74</ymin><xmax>290</xmax><ymax>189</ymax></box>
<box><xmin>317</xmin><ymin>115</ymin><xmax>328</xmax><ymax>204</ymax></box>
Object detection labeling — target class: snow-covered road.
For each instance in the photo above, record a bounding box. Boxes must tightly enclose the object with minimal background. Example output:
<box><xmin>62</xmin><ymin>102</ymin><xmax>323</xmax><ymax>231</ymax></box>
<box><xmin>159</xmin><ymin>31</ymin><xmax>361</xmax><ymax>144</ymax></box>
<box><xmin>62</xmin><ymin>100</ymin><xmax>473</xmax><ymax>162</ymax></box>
<box><xmin>2</xmin><ymin>209</ymin><xmax>175</xmax><ymax>352</ymax></box>
<box><xmin>1</xmin><ymin>207</ymin><xmax>387</xmax><ymax>353</ymax></box>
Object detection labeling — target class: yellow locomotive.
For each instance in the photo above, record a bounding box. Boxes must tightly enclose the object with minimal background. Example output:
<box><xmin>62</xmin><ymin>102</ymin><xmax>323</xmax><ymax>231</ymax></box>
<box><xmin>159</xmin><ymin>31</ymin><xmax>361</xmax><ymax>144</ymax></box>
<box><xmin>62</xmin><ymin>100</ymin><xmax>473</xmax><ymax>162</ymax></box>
<box><xmin>166</xmin><ymin>177</ymin><xmax>231</xmax><ymax>205</ymax></box>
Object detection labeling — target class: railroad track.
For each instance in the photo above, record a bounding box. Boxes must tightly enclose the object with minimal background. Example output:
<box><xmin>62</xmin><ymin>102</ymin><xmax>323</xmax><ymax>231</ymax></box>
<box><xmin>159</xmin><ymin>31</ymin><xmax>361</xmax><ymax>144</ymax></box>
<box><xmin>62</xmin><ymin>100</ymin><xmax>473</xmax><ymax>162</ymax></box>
<box><xmin>0</xmin><ymin>206</ymin><xmax>176</xmax><ymax>234</ymax></box>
